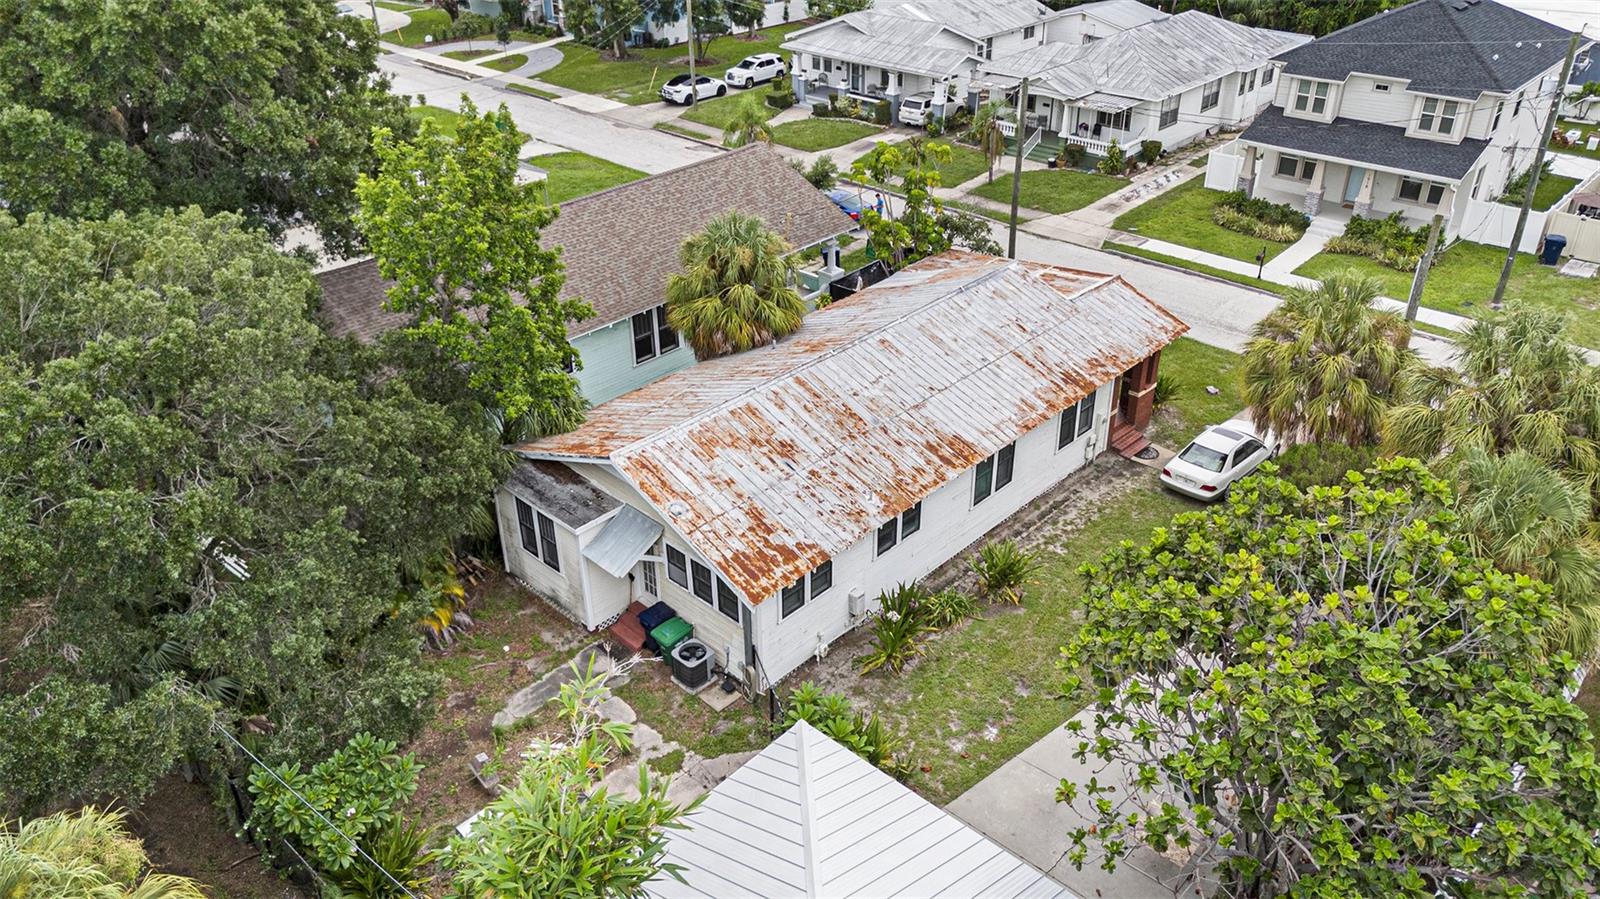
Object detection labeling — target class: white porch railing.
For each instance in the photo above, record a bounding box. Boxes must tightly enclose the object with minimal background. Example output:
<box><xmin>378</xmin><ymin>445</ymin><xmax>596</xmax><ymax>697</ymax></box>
<box><xmin>1021</xmin><ymin>128</ymin><xmax>1044</xmax><ymax>158</ymax></box>
<box><xmin>997</xmin><ymin>119</ymin><xmax>1017</xmax><ymax>138</ymax></box>
<box><xmin>1063</xmin><ymin>135</ymin><xmax>1110</xmax><ymax>156</ymax></box>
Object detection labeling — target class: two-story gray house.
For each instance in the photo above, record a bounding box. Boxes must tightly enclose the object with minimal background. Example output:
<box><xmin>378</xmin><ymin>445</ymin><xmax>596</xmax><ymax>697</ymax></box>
<box><xmin>315</xmin><ymin>146</ymin><xmax>854</xmax><ymax>405</ymax></box>
<box><xmin>1223</xmin><ymin>0</ymin><xmax>1581</xmax><ymax>242</ymax></box>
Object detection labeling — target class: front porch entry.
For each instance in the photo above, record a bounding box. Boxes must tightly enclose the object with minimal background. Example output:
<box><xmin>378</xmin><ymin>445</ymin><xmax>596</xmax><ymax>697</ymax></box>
<box><xmin>1109</xmin><ymin>349</ymin><xmax>1162</xmax><ymax>457</ymax></box>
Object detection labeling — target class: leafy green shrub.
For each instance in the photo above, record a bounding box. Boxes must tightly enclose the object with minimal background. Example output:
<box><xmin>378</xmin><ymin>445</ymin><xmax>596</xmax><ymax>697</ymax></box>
<box><xmin>1211</xmin><ymin>190</ymin><xmax>1310</xmax><ymax>241</ymax></box>
<box><xmin>1153</xmin><ymin>373</ymin><xmax>1179</xmax><ymax>410</ymax></box>
<box><xmin>1212</xmin><ymin>205</ymin><xmax>1305</xmax><ymax>242</ymax></box>
<box><xmin>859</xmin><ymin>583</ymin><xmax>931</xmax><ymax>674</ymax></box>
<box><xmin>248</xmin><ymin>733</ymin><xmax>424</xmax><ymax>880</ymax></box>
<box><xmin>1063</xmin><ymin>141</ymin><xmax>1086</xmax><ymax>168</ymax></box>
<box><xmin>873</xmin><ymin>99</ymin><xmax>891</xmax><ymax>125</ymax></box>
<box><xmin>811</xmin><ymin>101</ymin><xmax>832</xmax><ymax>117</ymax></box>
<box><xmin>444</xmin><ymin>12</ymin><xmax>496</xmax><ymax>39</ymax></box>
<box><xmin>1269</xmin><ymin>442</ymin><xmax>1378</xmax><ymax>490</ymax></box>
<box><xmin>334</xmin><ymin>819</ymin><xmax>435</xmax><ymax>898</ymax></box>
<box><xmin>1097</xmin><ymin>139</ymin><xmax>1126</xmax><ymax>176</ymax></box>
<box><xmin>766</xmin><ymin>85</ymin><xmax>796</xmax><ymax>109</ymax></box>
<box><xmin>922</xmin><ymin>588</ymin><xmax>979</xmax><ymax>628</ymax></box>
<box><xmin>782</xmin><ymin>682</ymin><xmax>914</xmax><ymax>779</ymax></box>
<box><xmin>970</xmin><ymin>540</ymin><xmax>1040</xmax><ymax>604</ymax></box>
<box><xmin>793</xmin><ymin>154</ymin><xmax>839</xmax><ymax>190</ymax></box>
<box><xmin>1498</xmin><ymin>158</ymin><xmax>1553</xmax><ymax>207</ymax></box>
<box><xmin>925</xmin><ymin>116</ymin><xmax>945</xmax><ymax>137</ymax></box>
<box><xmin>1139</xmin><ymin>140</ymin><xmax>1163</xmax><ymax>164</ymax></box>
<box><xmin>1326</xmin><ymin>212</ymin><xmax>1427</xmax><ymax>271</ymax></box>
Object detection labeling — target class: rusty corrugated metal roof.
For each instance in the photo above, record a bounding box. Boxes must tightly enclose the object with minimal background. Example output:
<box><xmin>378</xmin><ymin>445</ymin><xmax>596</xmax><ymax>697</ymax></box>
<box><xmin>518</xmin><ymin>251</ymin><xmax>1188</xmax><ymax>605</ymax></box>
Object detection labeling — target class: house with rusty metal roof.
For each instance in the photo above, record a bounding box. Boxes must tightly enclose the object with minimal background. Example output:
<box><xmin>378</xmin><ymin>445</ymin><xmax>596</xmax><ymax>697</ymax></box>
<box><xmin>314</xmin><ymin>144</ymin><xmax>855</xmax><ymax>405</ymax></box>
<box><xmin>495</xmin><ymin>250</ymin><xmax>1187</xmax><ymax>688</ymax></box>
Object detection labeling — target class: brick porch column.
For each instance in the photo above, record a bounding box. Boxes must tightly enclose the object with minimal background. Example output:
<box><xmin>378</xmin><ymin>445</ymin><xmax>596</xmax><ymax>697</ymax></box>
<box><xmin>1124</xmin><ymin>350</ymin><xmax>1162</xmax><ymax>431</ymax></box>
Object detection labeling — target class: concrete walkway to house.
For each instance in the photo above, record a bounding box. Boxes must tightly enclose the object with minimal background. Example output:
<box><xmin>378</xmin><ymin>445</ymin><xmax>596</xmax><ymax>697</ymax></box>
<box><xmin>1260</xmin><ymin>213</ymin><xmax>1344</xmax><ymax>280</ymax></box>
<box><xmin>947</xmin><ymin>708</ymin><xmax>1208</xmax><ymax>898</ymax></box>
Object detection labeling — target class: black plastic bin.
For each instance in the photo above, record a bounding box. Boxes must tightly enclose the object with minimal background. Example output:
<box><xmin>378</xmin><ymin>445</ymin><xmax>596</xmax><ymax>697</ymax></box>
<box><xmin>1541</xmin><ymin>234</ymin><xmax>1567</xmax><ymax>265</ymax></box>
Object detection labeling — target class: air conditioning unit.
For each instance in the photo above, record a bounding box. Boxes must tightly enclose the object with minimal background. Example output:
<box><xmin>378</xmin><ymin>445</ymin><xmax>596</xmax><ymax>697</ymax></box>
<box><xmin>848</xmin><ymin>587</ymin><xmax>867</xmax><ymax>619</ymax></box>
<box><xmin>671</xmin><ymin>638</ymin><xmax>712</xmax><ymax>691</ymax></box>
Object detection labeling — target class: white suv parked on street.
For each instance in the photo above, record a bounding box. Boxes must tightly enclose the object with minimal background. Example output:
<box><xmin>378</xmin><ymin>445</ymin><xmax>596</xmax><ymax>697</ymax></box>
<box><xmin>725</xmin><ymin>53</ymin><xmax>786</xmax><ymax>88</ymax></box>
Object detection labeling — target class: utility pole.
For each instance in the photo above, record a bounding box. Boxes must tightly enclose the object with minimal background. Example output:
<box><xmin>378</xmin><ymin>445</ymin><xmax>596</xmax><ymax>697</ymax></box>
<box><xmin>1491</xmin><ymin>30</ymin><xmax>1580</xmax><ymax>306</ymax></box>
<box><xmin>1007</xmin><ymin>77</ymin><xmax>1030</xmax><ymax>259</ymax></box>
<box><xmin>1406</xmin><ymin>212</ymin><xmax>1443</xmax><ymax>322</ymax></box>
<box><xmin>687</xmin><ymin>0</ymin><xmax>698</xmax><ymax>107</ymax></box>
<box><xmin>368</xmin><ymin>0</ymin><xmax>379</xmax><ymax>30</ymax></box>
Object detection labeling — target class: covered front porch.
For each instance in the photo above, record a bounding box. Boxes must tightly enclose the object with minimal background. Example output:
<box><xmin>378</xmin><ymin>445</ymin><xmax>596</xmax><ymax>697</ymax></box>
<box><xmin>995</xmin><ymin>90</ymin><xmax>1145</xmax><ymax>159</ymax></box>
<box><xmin>789</xmin><ymin>57</ymin><xmax>972</xmax><ymax>120</ymax></box>
<box><xmin>1222</xmin><ymin>141</ymin><xmax>1460</xmax><ymax>229</ymax></box>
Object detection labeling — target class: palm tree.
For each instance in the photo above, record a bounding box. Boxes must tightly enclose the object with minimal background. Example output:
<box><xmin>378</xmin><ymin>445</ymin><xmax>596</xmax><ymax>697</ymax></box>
<box><xmin>0</xmin><ymin>806</ymin><xmax>208</xmax><ymax>898</ymax></box>
<box><xmin>1455</xmin><ymin>450</ymin><xmax>1600</xmax><ymax>659</ymax></box>
<box><xmin>968</xmin><ymin>100</ymin><xmax>1010</xmax><ymax>184</ymax></box>
<box><xmin>722</xmin><ymin>104</ymin><xmax>773</xmax><ymax>148</ymax></box>
<box><xmin>1242</xmin><ymin>272</ymin><xmax>1415</xmax><ymax>445</ymax></box>
<box><xmin>1384</xmin><ymin>305</ymin><xmax>1600</xmax><ymax>495</ymax></box>
<box><xmin>665</xmin><ymin>211</ymin><xmax>806</xmax><ymax>359</ymax></box>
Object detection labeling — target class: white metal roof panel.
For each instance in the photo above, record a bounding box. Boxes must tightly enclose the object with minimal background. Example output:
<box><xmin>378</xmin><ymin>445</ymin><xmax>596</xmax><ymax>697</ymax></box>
<box><xmin>580</xmin><ymin>504</ymin><xmax>663</xmax><ymax>577</ymax></box>
<box><xmin>521</xmin><ymin>251</ymin><xmax>1187</xmax><ymax>607</ymax></box>
<box><xmin>645</xmin><ymin>721</ymin><xmax>1079</xmax><ymax>899</ymax></box>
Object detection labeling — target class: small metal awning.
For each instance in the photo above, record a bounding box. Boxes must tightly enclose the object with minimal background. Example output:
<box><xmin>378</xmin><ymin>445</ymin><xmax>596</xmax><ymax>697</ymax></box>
<box><xmin>582</xmin><ymin>506</ymin><xmax>663</xmax><ymax>579</ymax></box>
<box><xmin>1077</xmin><ymin>92</ymin><xmax>1138</xmax><ymax>112</ymax></box>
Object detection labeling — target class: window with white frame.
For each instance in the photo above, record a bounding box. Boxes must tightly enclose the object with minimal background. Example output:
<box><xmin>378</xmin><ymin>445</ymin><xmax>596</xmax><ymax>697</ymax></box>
<box><xmin>781</xmin><ymin>560</ymin><xmax>833</xmax><ymax>619</ymax></box>
<box><xmin>1201</xmin><ymin>78</ymin><xmax>1221</xmax><ymax>111</ymax></box>
<box><xmin>1292</xmin><ymin>79</ymin><xmax>1330</xmax><ymax>116</ymax></box>
<box><xmin>631</xmin><ymin>304</ymin><xmax>679</xmax><ymax>364</ymax></box>
<box><xmin>1490</xmin><ymin>99</ymin><xmax>1504</xmax><ymax>132</ymax></box>
<box><xmin>1397</xmin><ymin>177</ymin><xmax>1445</xmax><ymax>205</ymax></box>
<box><xmin>973</xmin><ymin>443</ymin><xmax>1015</xmax><ymax>505</ymax></box>
<box><xmin>875</xmin><ymin>501</ymin><xmax>922</xmax><ymax>556</ymax></box>
<box><xmin>1262</xmin><ymin>66</ymin><xmax>1274</xmax><ymax>85</ymax></box>
<box><xmin>715</xmin><ymin>576</ymin><xmax>739</xmax><ymax>622</ymax></box>
<box><xmin>1057</xmin><ymin>391</ymin><xmax>1097</xmax><ymax>449</ymax></box>
<box><xmin>666</xmin><ymin>544</ymin><xmax>688</xmax><ymax>588</ymax></box>
<box><xmin>1274</xmin><ymin>153</ymin><xmax>1317</xmax><ymax>181</ymax></box>
<box><xmin>642</xmin><ymin>561</ymin><xmax>658</xmax><ymax>597</ymax></box>
<box><xmin>1512</xmin><ymin>90</ymin><xmax>1522</xmax><ymax>117</ymax></box>
<box><xmin>1023</xmin><ymin>25</ymin><xmax>1036</xmax><ymax>39</ymax></box>
<box><xmin>690</xmin><ymin>559</ymin><xmax>714</xmax><ymax>604</ymax></box>
<box><xmin>1415</xmin><ymin>97</ymin><xmax>1459</xmax><ymax>135</ymax></box>
<box><xmin>1374</xmin><ymin>82</ymin><xmax>1391</xmax><ymax>93</ymax></box>
<box><xmin>983</xmin><ymin>37</ymin><xmax>993</xmax><ymax>60</ymax></box>
<box><xmin>1096</xmin><ymin>108</ymin><xmax>1130</xmax><ymax>131</ymax></box>
<box><xmin>1470</xmin><ymin>166</ymin><xmax>1485</xmax><ymax>199</ymax></box>
<box><xmin>1159</xmin><ymin>95</ymin><xmax>1179</xmax><ymax>129</ymax></box>
<box><xmin>515</xmin><ymin>499</ymin><xmax>560</xmax><ymax>572</ymax></box>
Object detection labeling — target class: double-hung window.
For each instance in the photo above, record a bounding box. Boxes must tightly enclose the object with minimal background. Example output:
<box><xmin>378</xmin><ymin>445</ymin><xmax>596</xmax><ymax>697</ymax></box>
<box><xmin>1292</xmin><ymin>79</ymin><xmax>1329</xmax><ymax>115</ymax></box>
<box><xmin>1200</xmin><ymin>78</ymin><xmax>1221</xmax><ymax>112</ymax></box>
<box><xmin>631</xmin><ymin>304</ymin><xmax>680</xmax><ymax>364</ymax></box>
<box><xmin>515</xmin><ymin>499</ymin><xmax>560</xmax><ymax>572</ymax></box>
<box><xmin>1261</xmin><ymin>66</ymin><xmax>1274</xmax><ymax>85</ymax></box>
<box><xmin>1398</xmin><ymin>177</ymin><xmax>1445</xmax><ymax>205</ymax></box>
<box><xmin>983</xmin><ymin>37</ymin><xmax>993</xmax><ymax>60</ymax></box>
<box><xmin>1512</xmin><ymin>90</ymin><xmax>1523</xmax><ymax>117</ymax></box>
<box><xmin>1416</xmin><ymin>97</ymin><xmax>1458</xmax><ymax>135</ymax></box>
<box><xmin>1023</xmin><ymin>25</ymin><xmax>1036</xmax><ymax>40</ymax></box>
<box><xmin>973</xmin><ymin>443</ymin><xmax>1015</xmax><ymax>505</ymax></box>
<box><xmin>690</xmin><ymin>559</ymin><xmax>714</xmax><ymax>604</ymax></box>
<box><xmin>1159</xmin><ymin>95</ymin><xmax>1179</xmax><ymax>129</ymax></box>
<box><xmin>1490</xmin><ymin>100</ymin><xmax>1504</xmax><ymax>132</ymax></box>
<box><xmin>715</xmin><ymin>577</ymin><xmax>740</xmax><ymax>622</ymax></box>
<box><xmin>781</xmin><ymin>560</ymin><xmax>834</xmax><ymax>619</ymax></box>
<box><xmin>1274</xmin><ymin>153</ymin><xmax>1317</xmax><ymax>182</ymax></box>
<box><xmin>875</xmin><ymin>501</ymin><xmax>923</xmax><ymax>556</ymax></box>
<box><xmin>1057</xmin><ymin>391</ymin><xmax>1097</xmax><ymax>449</ymax></box>
<box><xmin>666</xmin><ymin>545</ymin><xmax>688</xmax><ymax>588</ymax></box>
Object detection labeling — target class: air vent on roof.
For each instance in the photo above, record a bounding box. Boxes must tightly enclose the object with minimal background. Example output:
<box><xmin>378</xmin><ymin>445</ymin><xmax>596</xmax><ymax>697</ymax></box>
<box><xmin>667</xmin><ymin>501</ymin><xmax>689</xmax><ymax>517</ymax></box>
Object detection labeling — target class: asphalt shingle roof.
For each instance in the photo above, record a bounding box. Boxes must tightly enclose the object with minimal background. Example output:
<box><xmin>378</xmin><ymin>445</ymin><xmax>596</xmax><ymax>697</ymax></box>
<box><xmin>315</xmin><ymin>145</ymin><xmax>854</xmax><ymax>342</ymax></box>
<box><xmin>1274</xmin><ymin>0</ymin><xmax>1573</xmax><ymax>99</ymax></box>
<box><xmin>1241</xmin><ymin>105</ymin><xmax>1490</xmax><ymax>180</ymax></box>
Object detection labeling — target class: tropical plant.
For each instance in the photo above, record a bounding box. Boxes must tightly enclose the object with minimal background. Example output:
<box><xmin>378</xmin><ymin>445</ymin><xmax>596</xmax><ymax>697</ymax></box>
<box><xmin>934</xmin><ymin>207</ymin><xmax>1003</xmax><ymax>255</ymax></box>
<box><xmin>1242</xmin><ymin>271</ymin><xmax>1414</xmax><ymax>445</ymax></box>
<box><xmin>781</xmin><ymin>682</ymin><xmax>913</xmax><ymax>779</ymax></box>
<box><xmin>1326</xmin><ymin>211</ymin><xmax>1429</xmax><ymax>270</ymax></box>
<box><xmin>921</xmin><ymin>588</ymin><xmax>979</xmax><ymax>628</ymax></box>
<box><xmin>1058</xmin><ymin>457</ymin><xmax>1600</xmax><ymax>897</ymax></box>
<box><xmin>1455</xmin><ymin>450</ymin><xmax>1600</xmax><ymax>660</ymax></box>
<box><xmin>0</xmin><ymin>807</ymin><xmax>209</xmax><ymax>899</ymax></box>
<box><xmin>357</xmin><ymin>97</ymin><xmax>590</xmax><ymax>434</ymax></box>
<box><xmin>665</xmin><ymin>211</ymin><xmax>806</xmax><ymax>359</ymax></box>
<box><xmin>851</xmin><ymin>138</ymin><xmax>955</xmax><ymax>267</ymax></box>
<box><xmin>969</xmin><ymin>540</ymin><xmax>1039</xmax><ymax>604</ymax></box>
<box><xmin>1268</xmin><ymin>442</ymin><xmax>1378</xmax><ymax>489</ymax></box>
<box><xmin>721</xmin><ymin>103</ymin><xmax>773</xmax><ymax>147</ymax></box>
<box><xmin>444</xmin><ymin>660</ymin><xmax>695</xmax><ymax>897</ymax></box>
<box><xmin>331</xmin><ymin>819</ymin><xmax>437</xmax><ymax>899</ymax></box>
<box><xmin>1096</xmin><ymin>138</ymin><xmax>1125</xmax><ymax>175</ymax></box>
<box><xmin>408</xmin><ymin>549</ymin><xmax>474</xmax><ymax>650</ymax></box>
<box><xmin>1385</xmin><ymin>305</ymin><xmax>1600</xmax><ymax>500</ymax></box>
<box><xmin>793</xmin><ymin>154</ymin><xmax>839</xmax><ymax>190</ymax></box>
<box><xmin>858</xmin><ymin>584</ymin><xmax>932</xmax><ymax>675</ymax></box>
<box><xmin>1151</xmin><ymin>373</ymin><xmax>1179</xmax><ymax>410</ymax></box>
<box><xmin>248</xmin><ymin>732</ymin><xmax>424</xmax><ymax>878</ymax></box>
<box><xmin>968</xmin><ymin>100</ymin><xmax>1011</xmax><ymax>183</ymax></box>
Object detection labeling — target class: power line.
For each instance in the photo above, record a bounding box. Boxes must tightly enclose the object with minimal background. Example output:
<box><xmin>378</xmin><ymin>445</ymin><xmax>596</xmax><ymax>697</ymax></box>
<box><xmin>211</xmin><ymin>721</ymin><xmax>423</xmax><ymax>899</ymax></box>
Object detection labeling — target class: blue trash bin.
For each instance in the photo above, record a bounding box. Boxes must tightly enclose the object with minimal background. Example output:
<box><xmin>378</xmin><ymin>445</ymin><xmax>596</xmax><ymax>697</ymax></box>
<box><xmin>1541</xmin><ymin>234</ymin><xmax>1567</xmax><ymax>265</ymax></box>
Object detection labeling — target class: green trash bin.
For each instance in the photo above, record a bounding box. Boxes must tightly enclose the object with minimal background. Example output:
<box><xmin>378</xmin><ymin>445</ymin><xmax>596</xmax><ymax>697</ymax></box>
<box><xmin>650</xmin><ymin>616</ymin><xmax>693</xmax><ymax>656</ymax></box>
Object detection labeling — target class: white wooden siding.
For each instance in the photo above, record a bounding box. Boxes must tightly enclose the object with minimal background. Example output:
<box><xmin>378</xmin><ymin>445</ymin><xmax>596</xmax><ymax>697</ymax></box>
<box><xmin>495</xmin><ymin>487</ymin><xmax>588</xmax><ymax>622</ymax></box>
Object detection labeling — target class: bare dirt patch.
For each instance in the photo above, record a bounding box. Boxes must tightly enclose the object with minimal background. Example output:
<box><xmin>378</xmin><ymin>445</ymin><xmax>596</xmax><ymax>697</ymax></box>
<box><xmin>131</xmin><ymin>774</ymin><xmax>304</xmax><ymax>899</ymax></box>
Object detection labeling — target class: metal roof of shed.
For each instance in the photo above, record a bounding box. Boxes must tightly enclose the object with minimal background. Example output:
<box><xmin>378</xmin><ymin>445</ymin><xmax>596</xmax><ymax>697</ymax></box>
<box><xmin>517</xmin><ymin>251</ymin><xmax>1187</xmax><ymax>605</ymax></box>
<box><xmin>645</xmin><ymin>721</ymin><xmax>1077</xmax><ymax>898</ymax></box>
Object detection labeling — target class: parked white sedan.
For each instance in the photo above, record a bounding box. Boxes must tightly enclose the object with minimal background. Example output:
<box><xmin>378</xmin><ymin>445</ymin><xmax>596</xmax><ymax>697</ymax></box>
<box><xmin>1160</xmin><ymin>423</ymin><xmax>1278</xmax><ymax>501</ymax></box>
<box><xmin>661</xmin><ymin>73</ymin><xmax>727</xmax><ymax>105</ymax></box>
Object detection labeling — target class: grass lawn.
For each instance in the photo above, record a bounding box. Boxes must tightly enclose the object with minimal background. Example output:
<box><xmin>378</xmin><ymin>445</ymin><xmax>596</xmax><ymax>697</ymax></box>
<box><xmin>506</xmin><ymin>81</ymin><xmax>558</xmax><ymax>100</ymax></box>
<box><xmin>1105</xmin><ymin>241</ymin><xmax>1287</xmax><ymax>296</ymax></box>
<box><xmin>944</xmin><ymin>197</ymin><xmax>1035</xmax><ymax>223</ymax></box>
<box><xmin>481</xmin><ymin>53</ymin><xmax>529</xmax><ymax>72</ymax></box>
<box><xmin>1499</xmin><ymin>173</ymin><xmax>1581</xmax><ymax>212</ymax></box>
<box><xmin>408</xmin><ymin>103</ymin><xmax>469</xmax><ymax>137</ymax></box>
<box><xmin>1113</xmin><ymin>179</ymin><xmax>1296</xmax><ymax>263</ymax></box>
<box><xmin>1293</xmin><ymin>240</ymin><xmax>1600</xmax><ymax>349</ymax></box>
<box><xmin>654</xmin><ymin>120</ymin><xmax>715</xmax><ymax>141</ymax></box>
<box><xmin>771</xmin><ymin>119</ymin><xmax>883</xmax><ymax>151</ymax></box>
<box><xmin>851</xmin><ymin>141</ymin><xmax>992</xmax><ymax>189</ymax></box>
<box><xmin>380</xmin><ymin>7</ymin><xmax>452</xmax><ymax>47</ymax></box>
<box><xmin>1146</xmin><ymin>337</ymin><xmax>1246</xmax><ymax>450</ymax></box>
<box><xmin>1552</xmin><ymin>119</ymin><xmax>1600</xmax><ymax>162</ymax></box>
<box><xmin>679</xmin><ymin>90</ymin><xmax>775</xmax><ymax>133</ymax></box>
<box><xmin>539</xmin><ymin>24</ymin><xmax>806</xmax><ymax>105</ymax></box>
<box><xmin>442</xmin><ymin>48</ymin><xmax>492</xmax><ymax>60</ymax></box>
<box><xmin>531</xmin><ymin>151</ymin><xmax>646</xmax><ymax>204</ymax></box>
<box><xmin>971</xmin><ymin>168</ymin><xmax>1127</xmax><ymax>215</ymax></box>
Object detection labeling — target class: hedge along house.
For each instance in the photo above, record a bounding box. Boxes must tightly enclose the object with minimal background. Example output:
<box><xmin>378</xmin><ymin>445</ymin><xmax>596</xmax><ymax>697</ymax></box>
<box><xmin>499</xmin><ymin>250</ymin><xmax>1187</xmax><ymax>690</ymax></box>
<box><xmin>978</xmin><ymin>11</ymin><xmax>1309</xmax><ymax>160</ymax></box>
<box><xmin>315</xmin><ymin>145</ymin><xmax>855</xmax><ymax>405</ymax></box>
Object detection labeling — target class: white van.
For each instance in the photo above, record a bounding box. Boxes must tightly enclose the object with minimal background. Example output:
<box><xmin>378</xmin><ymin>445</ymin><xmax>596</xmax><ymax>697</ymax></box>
<box><xmin>898</xmin><ymin>93</ymin><xmax>936</xmax><ymax>127</ymax></box>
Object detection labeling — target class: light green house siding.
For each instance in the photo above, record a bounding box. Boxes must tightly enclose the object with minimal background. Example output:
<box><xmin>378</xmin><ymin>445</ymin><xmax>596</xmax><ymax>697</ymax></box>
<box><xmin>572</xmin><ymin>317</ymin><xmax>696</xmax><ymax>405</ymax></box>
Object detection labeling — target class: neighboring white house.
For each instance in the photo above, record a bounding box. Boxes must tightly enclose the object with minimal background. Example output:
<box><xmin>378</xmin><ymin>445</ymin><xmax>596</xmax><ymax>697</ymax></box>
<box><xmin>781</xmin><ymin>0</ymin><xmax>1063</xmax><ymax>119</ymax></box>
<box><xmin>1562</xmin><ymin>50</ymin><xmax>1598</xmax><ymax>123</ymax></box>
<box><xmin>315</xmin><ymin>146</ymin><xmax>854</xmax><ymax>406</ymax></box>
<box><xmin>643</xmin><ymin>720</ymin><xmax>1077</xmax><ymax>898</ymax></box>
<box><xmin>980</xmin><ymin>10</ymin><xmax>1310</xmax><ymax>158</ymax></box>
<box><xmin>498</xmin><ymin>250</ymin><xmax>1187</xmax><ymax>689</ymax></box>
<box><xmin>1214</xmin><ymin>0</ymin><xmax>1586</xmax><ymax>244</ymax></box>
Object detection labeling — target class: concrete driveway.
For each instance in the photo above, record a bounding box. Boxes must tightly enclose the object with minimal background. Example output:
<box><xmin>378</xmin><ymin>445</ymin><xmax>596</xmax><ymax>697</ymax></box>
<box><xmin>947</xmin><ymin>710</ymin><xmax>1207</xmax><ymax>899</ymax></box>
